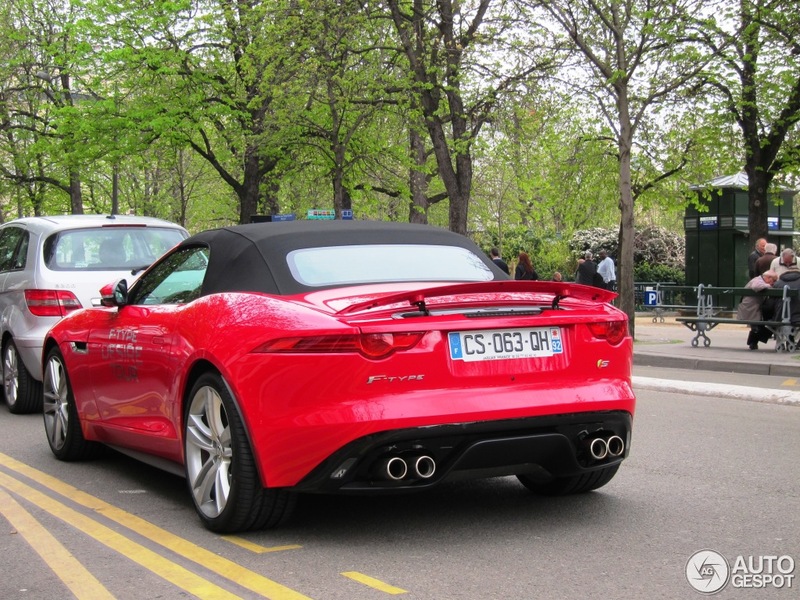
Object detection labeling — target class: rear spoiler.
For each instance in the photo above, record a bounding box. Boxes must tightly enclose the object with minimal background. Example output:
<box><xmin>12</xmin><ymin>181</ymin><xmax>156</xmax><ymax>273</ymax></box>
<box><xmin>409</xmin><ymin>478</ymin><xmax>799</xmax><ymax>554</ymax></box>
<box><xmin>336</xmin><ymin>280</ymin><xmax>616</xmax><ymax>315</ymax></box>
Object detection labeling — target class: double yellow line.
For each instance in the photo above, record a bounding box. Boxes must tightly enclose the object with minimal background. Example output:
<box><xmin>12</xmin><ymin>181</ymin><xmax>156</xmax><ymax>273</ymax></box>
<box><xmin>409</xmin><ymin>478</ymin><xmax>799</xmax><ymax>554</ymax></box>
<box><xmin>0</xmin><ymin>453</ymin><xmax>310</xmax><ymax>599</ymax></box>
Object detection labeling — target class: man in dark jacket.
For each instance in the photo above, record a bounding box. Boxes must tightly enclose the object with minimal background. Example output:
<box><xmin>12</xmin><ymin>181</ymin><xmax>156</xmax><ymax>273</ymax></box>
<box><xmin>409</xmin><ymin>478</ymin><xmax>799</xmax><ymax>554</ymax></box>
<box><xmin>576</xmin><ymin>251</ymin><xmax>599</xmax><ymax>286</ymax></box>
<box><xmin>490</xmin><ymin>247</ymin><xmax>509</xmax><ymax>275</ymax></box>
<box><xmin>755</xmin><ymin>242</ymin><xmax>777</xmax><ymax>276</ymax></box>
<box><xmin>748</xmin><ymin>237</ymin><xmax>767</xmax><ymax>279</ymax></box>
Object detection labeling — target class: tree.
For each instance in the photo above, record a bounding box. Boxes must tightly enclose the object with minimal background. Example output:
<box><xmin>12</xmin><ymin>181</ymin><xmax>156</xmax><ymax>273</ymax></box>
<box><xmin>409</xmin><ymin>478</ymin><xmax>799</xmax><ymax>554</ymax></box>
<box><xmin>291</xmin><ymin>0</ymin><xmax>409</xmax><ymax>218</ymax></box>
<box><xmin>473</xmin><ymin>90</ymin><xmax>620</xmax><ymax>243</ymax></box>
<box><xmin>0</xmin><ymin>0</ymin><xmax>101</xmax><ymax>215</ymax></box>
<box><xmin>376</xmin><ymin>0</ymin><xmax>555</xmax><ymax>235</ymax></box>
<box><xmin>698</xmin><ymin>0</ymin><xmax>800</xmax><ymax>241</ymax></box>
<box><xmin>533</xmin><ymin>0</ymin><xmax>712</xmax><ymax>336</ymax></box>
<box><xmin>80</xmin><ymin>0</ymin><xmax>311</xmax><ymax>224</ymax></box>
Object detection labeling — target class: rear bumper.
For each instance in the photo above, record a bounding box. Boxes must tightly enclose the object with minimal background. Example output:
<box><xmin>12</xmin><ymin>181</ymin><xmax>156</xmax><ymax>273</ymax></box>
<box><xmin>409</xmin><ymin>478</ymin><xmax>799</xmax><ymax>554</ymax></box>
<box><xmin>292</xmin><ymin>411</ymin><xmax>632</xmax><ymax>493</ymax></box>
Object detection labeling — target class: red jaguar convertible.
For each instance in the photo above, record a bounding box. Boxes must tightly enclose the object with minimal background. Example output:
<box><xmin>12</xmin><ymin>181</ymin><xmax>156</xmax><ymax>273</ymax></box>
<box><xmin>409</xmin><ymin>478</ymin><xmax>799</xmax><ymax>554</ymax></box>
<box><xmin>42</xmin><ymin>221</ymin><xmax>635</xmax><ymax>532</ymax></box>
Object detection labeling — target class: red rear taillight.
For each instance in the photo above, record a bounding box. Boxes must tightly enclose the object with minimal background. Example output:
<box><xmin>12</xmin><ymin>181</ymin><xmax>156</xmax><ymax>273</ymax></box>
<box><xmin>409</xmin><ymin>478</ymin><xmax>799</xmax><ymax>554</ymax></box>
<box><xmin>357</xmin><ymin>332</ymin><xmax>424</xmax><ymax>358</ymax></box>
<box><xmin>24</xmin><ymin>289</ymin><xmax>83</xmax><ymax>317</ymax></box>
<box><xmin>255</xmin><ymin>332</ymin><xmax>425</xmax><ymax>360</ymax></box>
<box><xmin>587</xmin><ymin>321</ymin><xmax>628</xmax><ymax>345</ymax></box>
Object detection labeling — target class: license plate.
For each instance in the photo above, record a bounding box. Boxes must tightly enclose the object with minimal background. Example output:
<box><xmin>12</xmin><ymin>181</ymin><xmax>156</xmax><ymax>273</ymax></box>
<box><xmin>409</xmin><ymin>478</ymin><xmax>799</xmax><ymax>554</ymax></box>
<box><xmin>448</xmin><ymin>327</ymin><xmax>563</xmax><ymax>362</ymax></box>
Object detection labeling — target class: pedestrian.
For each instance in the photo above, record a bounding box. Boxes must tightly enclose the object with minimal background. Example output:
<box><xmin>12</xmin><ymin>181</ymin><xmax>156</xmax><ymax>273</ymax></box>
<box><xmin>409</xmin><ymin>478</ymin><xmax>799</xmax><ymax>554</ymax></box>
<box><xmin>755</xmin><ymin>243</ymin><xmax>777</xmax><ymax>276</ymax></box>
<box><xmin>490</xmin><ymin>247</ymin><xmax>509</xmax><ymax>275</ymax></box>
<box><xmin>748</xmin><ymin>237</ymin><xmax>767</xmax><ymax>279</ymax></box>
<box><xmin>773</xmin><ymin>263</ymin><xmax>800</xmax><ymax>326</ymax></box>
<box><xmin>737</xmin><ymin>269</ymin><xmax>778</xmax><ymax>350</ymax></box>
<box><xmin>770</xmin><ymin>247</ymin><xmax>797</xmax><ymax>276</ymax></box>
<box><xmin>597</xmin><ymin>249</ymin><xmax>616</xmax><ymax>291</ymax></box>
<box><xmin>514</xmin><ymin>251</ymin><xmax>539</xmax><ymax>280</ymax></box>
<box><xmin>552</xmin><ymin>271</ymin><xmax>563</xmax><ymax>282</ymax></box>
<box><xmin>575</xmin><ymin>252</ymin><xmax>598</xmax><ymax>286</ymax></box>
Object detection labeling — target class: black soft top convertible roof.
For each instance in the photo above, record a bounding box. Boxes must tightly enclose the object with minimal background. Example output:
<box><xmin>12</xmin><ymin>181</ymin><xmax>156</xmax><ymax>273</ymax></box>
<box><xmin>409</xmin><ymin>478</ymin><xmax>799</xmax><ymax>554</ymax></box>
<box><xmin>181</xmin><ymin>220</ymin><xmax>505</xmax><ymax>296</ymax></box>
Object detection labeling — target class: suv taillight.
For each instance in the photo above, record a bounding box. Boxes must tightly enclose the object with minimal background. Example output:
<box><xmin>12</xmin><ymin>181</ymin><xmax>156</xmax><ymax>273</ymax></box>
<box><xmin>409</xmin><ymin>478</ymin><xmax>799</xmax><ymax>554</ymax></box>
<box><xmin>24</xmin><ymin>290</ymin><xmax>83</xmax><ymax>317</ymax></box>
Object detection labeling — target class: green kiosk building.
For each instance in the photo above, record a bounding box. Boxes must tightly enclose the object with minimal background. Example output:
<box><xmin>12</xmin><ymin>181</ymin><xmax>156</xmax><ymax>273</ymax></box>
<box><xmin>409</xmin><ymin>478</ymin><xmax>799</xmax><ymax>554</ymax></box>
<box><xmin>685</xmin><ymin>173</ymin><xmax>798</xmax><ymax>307</ymax></box>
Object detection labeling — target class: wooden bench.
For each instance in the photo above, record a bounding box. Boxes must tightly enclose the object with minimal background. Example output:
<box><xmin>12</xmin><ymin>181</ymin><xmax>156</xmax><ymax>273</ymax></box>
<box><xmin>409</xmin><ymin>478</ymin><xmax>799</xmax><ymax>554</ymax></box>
<box><xmin>673</xmin><ymin>285</ymin><xmax>800</xmax><ymax>352</ymax></box>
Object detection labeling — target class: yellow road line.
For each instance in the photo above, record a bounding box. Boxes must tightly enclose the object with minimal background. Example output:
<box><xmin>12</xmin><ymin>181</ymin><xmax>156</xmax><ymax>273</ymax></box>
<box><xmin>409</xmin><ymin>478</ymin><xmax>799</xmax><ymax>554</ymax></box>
<box><xmin>222</xmin><ymin>536</ymin><xmax>302</xmax><ymax>554</ymax></box>
<box><xmin>783</xmin><ymin>378</ymin><xmax>797</xmax><ymax>387</ymax></box>
<box><xmin>0</xmin><ymin>453</ymin><xmax>311</xmax><ymax>600</ymax></box>
<box><xmin>0</xmin><ymin>486</ymin><xmax>115</xmax><ymax>600</ymax></box>
<box><xmin>0</xmin><ymin>471</ymin><xmax>240</xmax><ymax>600</ymax></box>
<box><xmin>341</xmin><ymin>571</ymin><xmax>407</xmax><ymax>595</ymax></box>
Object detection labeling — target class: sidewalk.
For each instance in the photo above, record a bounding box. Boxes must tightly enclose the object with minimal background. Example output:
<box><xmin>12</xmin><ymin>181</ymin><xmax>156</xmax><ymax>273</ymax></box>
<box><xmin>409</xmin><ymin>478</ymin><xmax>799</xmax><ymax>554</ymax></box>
<box><xmin>633</xmin><ymin>314</ymin><xmax>800</xmax><ymax>377</ymax></box>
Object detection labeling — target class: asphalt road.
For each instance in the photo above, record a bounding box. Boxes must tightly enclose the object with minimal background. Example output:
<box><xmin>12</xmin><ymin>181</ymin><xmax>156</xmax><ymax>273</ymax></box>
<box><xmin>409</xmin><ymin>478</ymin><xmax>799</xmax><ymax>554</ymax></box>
<box><xmin>1</xmin><ymin>378</ymin><xmax>798</xmax><ymax>599</ymax></box>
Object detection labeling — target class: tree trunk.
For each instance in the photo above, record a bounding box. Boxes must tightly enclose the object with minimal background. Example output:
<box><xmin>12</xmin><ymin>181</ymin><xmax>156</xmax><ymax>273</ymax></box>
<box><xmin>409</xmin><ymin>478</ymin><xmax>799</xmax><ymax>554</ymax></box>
<box><xmin>332</xmin><ymin>142</ymin><xmax>349</xmax><ymax>216</ymax></box>
<box><xmin>69</xmin><ymin>170</ymin><xmax>83</xmax><ymax>214</ymax></box>
<box><xmin>111</xmin><ymin>164</ymin><xmax>119</xmax><ymax>215</ymax></box>
<box><xmin>238</xmin><ymin>147</ymin><xmax>261</xmax><ymax>224</ymax></box>
<box><xmin>424</xmin><ymin>114</ymin><xmax>471</xmax><ymax>235</ymax></box>
<box><xmin>617</xmin><ymin>97</ymin><xmax>636</xmax><ymax>338</ymax></box>
<box><xmin>745</xmin><ymin>165</ymin><xmax>771</xmax><ymax>241</ymax></box>
<box><xmin>262</xmin><ymin>180</ymin><xmax>280</xmax><ymax>217</ymax></box>
<box><xmin>408</xmin><ymin>127</ymin><xmax>429</xmax><ymax>224</ymax></box>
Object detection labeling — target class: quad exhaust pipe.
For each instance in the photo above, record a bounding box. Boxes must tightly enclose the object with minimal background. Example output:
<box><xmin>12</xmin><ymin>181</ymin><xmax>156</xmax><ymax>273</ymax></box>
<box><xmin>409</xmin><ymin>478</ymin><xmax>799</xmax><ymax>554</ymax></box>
<box><xmin>587</xmin><ymin>434</ymin><xmax>625</xmax><ymax>461</ymax></box>
<box><xmin>412</xmin><ymin>455</ymin><xmax>436</xmax><ymax>479</ymax></box>
<box><xmin>606</xmin><ymin>435</ymin><xmax>625</xmax><ymax>457</ymax></box>
<box><xmin>377</xmin><ymin>454</ymin><xmax>436</xmax><ymax>481</ymax></box>
<box><xmin>375</xmin><ymin>433</ymin><xmax>623</xmax><ymax>482</ymax></box>
<box><xmin>382</xmin><ymin>457</ymin><xmax>408</xmax><ymax>480</ymax></box>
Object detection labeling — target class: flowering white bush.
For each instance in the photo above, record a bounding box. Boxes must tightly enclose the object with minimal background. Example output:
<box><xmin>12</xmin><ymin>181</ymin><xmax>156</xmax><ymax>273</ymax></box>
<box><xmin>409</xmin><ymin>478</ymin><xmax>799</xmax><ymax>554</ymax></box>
<box><xmin>569</xmin><ymin>226</ymin><xmax>685</xmax><ymax>272</ymax></box>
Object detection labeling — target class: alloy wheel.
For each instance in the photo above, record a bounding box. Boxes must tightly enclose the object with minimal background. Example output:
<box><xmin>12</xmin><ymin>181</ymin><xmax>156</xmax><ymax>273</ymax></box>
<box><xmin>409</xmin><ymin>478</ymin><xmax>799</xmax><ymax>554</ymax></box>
<box><xmin>43</xmin><ymin>354</ymin><xmax>69</xmax><ymax>451</ymax></box>
<box><xmin>3</xmin><ymin>344</ymin><xmax>18</xmax><ymax>407</ymax></box>
<box><xmin>185</xmin><ymin>385</ymin><xmax>232</xmax><ymax>519</ymax></box>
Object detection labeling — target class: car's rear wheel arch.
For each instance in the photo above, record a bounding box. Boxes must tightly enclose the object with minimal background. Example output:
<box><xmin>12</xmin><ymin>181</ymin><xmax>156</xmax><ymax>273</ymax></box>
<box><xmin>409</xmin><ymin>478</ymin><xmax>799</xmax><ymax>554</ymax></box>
<box><xmin>182</xmin><ymin>360</ymin><xmax>217</xmax><ymax>413</ymax></box>
<box><xmin>182</xmin><ymin>367</ymin><xmax>294</xmax><ymax>532</ymax></box>
<box><xmin>42</xmin><ymin>336</ymin><xmax>60</xmax><ymax>364</ymax></box>
<box><xmin>3</xmin><ymin>335</ymin><xmax>43</xmax><ymax>414</ymax></box>
<box><xmin>181</xmin><ymin>360</ymin><xmax>265</xmax><ymax>486</ymax></box>
<box><xmin>42</xmin><ymin>346</ymin><xmax>101</xmax><ymax>460</ymax></box>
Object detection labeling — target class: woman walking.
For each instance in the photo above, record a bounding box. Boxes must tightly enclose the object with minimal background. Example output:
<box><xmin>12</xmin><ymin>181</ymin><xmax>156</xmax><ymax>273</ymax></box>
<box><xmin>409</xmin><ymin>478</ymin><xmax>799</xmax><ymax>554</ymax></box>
<box><xmin>514</xmin><ymin>252</ymin><xmax>539</xmax><ymax>281</ymax></box>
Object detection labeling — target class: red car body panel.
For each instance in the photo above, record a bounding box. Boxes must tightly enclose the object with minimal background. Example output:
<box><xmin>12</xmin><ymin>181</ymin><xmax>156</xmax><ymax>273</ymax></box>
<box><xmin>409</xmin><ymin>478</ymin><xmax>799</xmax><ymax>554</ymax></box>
<box><xmin>51</xmin><ymin>283</ymin><xmax>634</xmax><ymax>487</ymax></box>
<box><xmin>44</xmin><ymin>221</ymin><xmax>635</xmax><ymax>519</ymax></box>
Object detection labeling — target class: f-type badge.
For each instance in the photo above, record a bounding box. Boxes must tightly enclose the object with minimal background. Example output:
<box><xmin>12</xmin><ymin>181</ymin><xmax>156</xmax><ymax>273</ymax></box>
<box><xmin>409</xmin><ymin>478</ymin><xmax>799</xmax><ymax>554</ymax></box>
<box><xmin>366</xmin><ymin>374</ymin><xmax>425</xmax><ymax>384</ymax></box>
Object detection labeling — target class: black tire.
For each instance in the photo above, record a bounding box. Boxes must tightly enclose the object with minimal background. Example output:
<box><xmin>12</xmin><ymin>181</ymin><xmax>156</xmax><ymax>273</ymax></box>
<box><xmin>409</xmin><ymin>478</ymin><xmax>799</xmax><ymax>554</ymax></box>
<box><xmin>42</xmin><ymin>347</ymin><xmax>101</xmax><ymax>460</ymax></box>
<box><xmin>184</xmin><ymin>372</ymin><xmax>296</xmax><ymax>533</ymax></box>
<box><xmin>3</xmin><ymin>339</ymin><xmax>43</xmax><ymax>414</ymax></box>
<box><xmin>517</xmin><ymin>464</ymin><xmax>621</xmax><ymax>496</ymax></box>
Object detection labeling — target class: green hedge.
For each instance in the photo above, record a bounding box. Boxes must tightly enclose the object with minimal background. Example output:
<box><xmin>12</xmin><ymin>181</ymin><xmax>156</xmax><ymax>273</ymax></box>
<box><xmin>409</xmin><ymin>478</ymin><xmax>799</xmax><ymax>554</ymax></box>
<box><xmin>633</xmin><ymin>262</ymin><xmax>685</xmax><ymax>285</ymax></box>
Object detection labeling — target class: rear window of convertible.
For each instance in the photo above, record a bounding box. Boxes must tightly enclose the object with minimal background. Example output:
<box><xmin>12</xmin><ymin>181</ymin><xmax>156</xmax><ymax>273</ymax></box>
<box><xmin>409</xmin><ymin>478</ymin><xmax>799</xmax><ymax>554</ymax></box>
<box><xmin>287</xmin><ymin>244</ymin><xmax>494</xmax><ymax>287</ymax></box>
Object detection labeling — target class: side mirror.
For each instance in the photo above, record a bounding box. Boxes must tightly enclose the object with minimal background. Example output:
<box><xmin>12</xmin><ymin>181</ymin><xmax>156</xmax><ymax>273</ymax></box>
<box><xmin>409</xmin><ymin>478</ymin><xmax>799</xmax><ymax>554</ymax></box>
<box><xmin>100</xmin><ymin>279</ymin><xmax>128</xmax><ymax>308</ymax></box>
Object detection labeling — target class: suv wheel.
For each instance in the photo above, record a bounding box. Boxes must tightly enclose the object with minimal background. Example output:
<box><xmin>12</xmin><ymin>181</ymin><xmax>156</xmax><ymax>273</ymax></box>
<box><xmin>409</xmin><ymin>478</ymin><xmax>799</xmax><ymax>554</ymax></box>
<box><xmin>3</xmin><ymin>340</ymin><xmax>43</xmax><ymax>414</ymax></box>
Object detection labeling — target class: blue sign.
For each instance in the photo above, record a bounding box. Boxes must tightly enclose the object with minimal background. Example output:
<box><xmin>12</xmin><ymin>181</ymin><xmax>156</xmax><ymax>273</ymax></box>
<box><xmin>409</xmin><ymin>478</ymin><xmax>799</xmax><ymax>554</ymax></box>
<box><xmin>644</xmin><ymin>290</ymin><xmax>658</xmax><ymax>307</ymax></box>
<box><xmin>699</xmin><ymin>216</ymin><xmax>718</xmax><ymax>229</ymax></box>
<box><xmin>271</xmin><ymin>213</ymin><xmax>295</xmax><ymax>222</ymax></box>
<box><xmin>342</xmin><ymin>209</ymin><xmax>353</xmax><ymax>220</ymax></box>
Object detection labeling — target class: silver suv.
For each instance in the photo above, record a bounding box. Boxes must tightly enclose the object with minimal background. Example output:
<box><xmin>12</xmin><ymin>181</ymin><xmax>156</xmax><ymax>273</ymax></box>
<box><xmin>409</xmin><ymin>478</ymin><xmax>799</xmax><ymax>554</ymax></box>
<box><xmin>0</xmin><ymin>214</ymin><xmax>188</xmax><ymax>413</ymax></box>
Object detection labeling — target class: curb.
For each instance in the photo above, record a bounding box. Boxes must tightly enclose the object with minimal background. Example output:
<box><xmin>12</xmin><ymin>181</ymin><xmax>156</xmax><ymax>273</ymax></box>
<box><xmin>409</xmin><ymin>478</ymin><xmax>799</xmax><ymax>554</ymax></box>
<box><xmin>632</xmin><ymin>375</ymin><xmax>800</xmax><ymax>406</ymax></box>
<box><xmin>633</xmin><ymin>353</ymin><xmax>800</xmax><ymax>377</ymax></box>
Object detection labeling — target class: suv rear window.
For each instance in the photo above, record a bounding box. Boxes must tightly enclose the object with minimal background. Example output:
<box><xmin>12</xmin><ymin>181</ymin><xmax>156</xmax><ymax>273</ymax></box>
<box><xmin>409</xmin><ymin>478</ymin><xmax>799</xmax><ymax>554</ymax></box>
<box><xmin>43</xmin><ymin>227</ymin><xmax>186</xmax><ymax>271</ymax></box>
